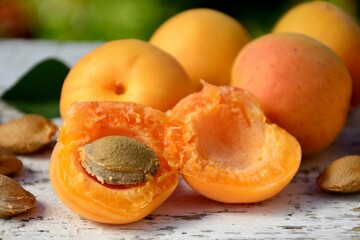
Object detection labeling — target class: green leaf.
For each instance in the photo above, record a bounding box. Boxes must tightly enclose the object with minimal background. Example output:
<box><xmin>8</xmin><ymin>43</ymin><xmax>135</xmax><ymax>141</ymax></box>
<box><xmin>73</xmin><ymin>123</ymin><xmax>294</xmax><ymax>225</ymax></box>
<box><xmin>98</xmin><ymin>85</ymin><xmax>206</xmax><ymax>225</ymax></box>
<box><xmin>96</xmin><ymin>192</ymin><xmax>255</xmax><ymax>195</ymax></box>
<box><xmin>1</xmin><ymin>58</ymin><xmax>70</xmax><ymax>118</ymax></box>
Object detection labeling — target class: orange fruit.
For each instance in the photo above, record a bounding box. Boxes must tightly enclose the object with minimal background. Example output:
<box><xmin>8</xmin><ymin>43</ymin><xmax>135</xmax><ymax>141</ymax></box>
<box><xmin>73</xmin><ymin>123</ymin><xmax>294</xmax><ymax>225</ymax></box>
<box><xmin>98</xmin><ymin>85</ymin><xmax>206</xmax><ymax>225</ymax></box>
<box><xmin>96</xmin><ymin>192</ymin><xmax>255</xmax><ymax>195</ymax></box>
<box><xmin>59</xmin><ymin>39</ymin><xmax>195</xmax><ymax>117</ymax></box>
<box><xmin>167</xmin><ymin>83</ymin><xmax>302</xmax><ymax>203</ymax></box>
<box><xmin>50</xmin><ymin>101</ymin><xmax>178</xmax><ymax>224</ymax></box>
<box><xmin>150</xmin><ymin>8</ymin><xmax>251</xmax><ymax>89</ymax></box>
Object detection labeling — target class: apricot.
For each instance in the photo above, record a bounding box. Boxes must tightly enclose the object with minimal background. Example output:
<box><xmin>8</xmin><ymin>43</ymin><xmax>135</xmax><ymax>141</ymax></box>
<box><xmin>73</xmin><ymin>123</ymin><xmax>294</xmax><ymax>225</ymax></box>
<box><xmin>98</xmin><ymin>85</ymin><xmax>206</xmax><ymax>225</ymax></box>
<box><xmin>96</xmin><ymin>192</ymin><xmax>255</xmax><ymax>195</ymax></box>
<box><xmin>231</xmin><ymin>32</ymin><xmax>352</xmax><ymax>156</ymax></box>
<box><xmin>59</xmin><ymin>39</ymin><xmax>195</xmax><ymax>117</ymax></box>
<box><xmin>149</xmin><ymin>8</ymin><xmax>251</xmax><ymax>89</ymax></box>
<box><xmin>167</xmin><ymin>83</ymin><xmax>302</xmax><ymax>203</ymax></box>
<box><xmin>273</xmin><ymin>1</ymin><xmax>360</xmax><ymax>106</ymax></box>
<box><xmin>50</xmin><ymin>101</ymin><xmax>178</xmax><ymax>224</ymax></box>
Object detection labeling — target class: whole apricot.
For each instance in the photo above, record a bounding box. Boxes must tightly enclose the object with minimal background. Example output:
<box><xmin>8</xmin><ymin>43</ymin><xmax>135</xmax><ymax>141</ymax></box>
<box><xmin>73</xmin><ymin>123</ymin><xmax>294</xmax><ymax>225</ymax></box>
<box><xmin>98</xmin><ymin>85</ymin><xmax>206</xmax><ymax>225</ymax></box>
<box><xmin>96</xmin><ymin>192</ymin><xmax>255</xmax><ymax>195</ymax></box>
<box><xmin>150</xmin><ymin>8</ymin><xmax>251</xmax><ymax>89</ymax></box>
<box><xmin>59</xmin><ymin>39</ymin><xmax>195</xmax><ymax>117</ymax></box>
<box><xmin>273</xmin><ymin>1</ymin><xmax>360</xmax><ymax>106</ymax></box>
<box><xmin>231</xmin><ymin>32</ymin><xmax>352</xmax><ymax>157</ymax></box>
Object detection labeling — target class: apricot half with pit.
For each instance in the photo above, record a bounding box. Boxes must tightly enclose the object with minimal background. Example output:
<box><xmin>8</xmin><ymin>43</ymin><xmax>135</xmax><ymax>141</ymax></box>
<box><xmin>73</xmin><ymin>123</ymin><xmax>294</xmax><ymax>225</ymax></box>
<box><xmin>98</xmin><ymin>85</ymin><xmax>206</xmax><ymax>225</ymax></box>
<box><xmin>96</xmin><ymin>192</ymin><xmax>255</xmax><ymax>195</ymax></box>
<box><xmin>50</xmin><ymin>101</ymin><xmax>178</xmax><ymax>224</ymax></box>
<box><xmin>167</xmin><ymin>83</ymin><xmax>302</xmax><ymax>203</ymax></box>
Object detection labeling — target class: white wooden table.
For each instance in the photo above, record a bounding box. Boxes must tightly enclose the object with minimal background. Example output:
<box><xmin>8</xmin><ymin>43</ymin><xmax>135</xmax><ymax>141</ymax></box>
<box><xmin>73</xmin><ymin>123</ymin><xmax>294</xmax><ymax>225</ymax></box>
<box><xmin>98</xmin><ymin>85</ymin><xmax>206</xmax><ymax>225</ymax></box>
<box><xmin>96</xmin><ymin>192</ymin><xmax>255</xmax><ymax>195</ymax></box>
<box><xmin>0</xmin><ymin>40</ymin><xmax>360</xmax><ymax>240</ymax></box>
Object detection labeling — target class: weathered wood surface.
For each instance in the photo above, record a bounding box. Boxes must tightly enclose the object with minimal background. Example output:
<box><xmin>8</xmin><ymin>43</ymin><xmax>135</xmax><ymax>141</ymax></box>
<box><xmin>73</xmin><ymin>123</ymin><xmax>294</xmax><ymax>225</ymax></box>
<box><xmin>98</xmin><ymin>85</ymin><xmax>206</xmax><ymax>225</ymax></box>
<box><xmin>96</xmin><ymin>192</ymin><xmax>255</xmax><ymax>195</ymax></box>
<box><xmin>0</xmin><ymin>40</ymin><xmax>360</xmax><ymax>240</ymax></box>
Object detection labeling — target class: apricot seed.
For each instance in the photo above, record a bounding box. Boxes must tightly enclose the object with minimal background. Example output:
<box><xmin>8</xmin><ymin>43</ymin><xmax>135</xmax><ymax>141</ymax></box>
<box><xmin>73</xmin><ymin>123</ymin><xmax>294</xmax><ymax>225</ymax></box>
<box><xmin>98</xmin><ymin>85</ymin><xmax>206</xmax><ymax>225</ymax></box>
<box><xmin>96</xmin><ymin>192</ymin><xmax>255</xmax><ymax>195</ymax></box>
<box><xmin>0</xmin><ymin>174</ymin><xmax>36</xmax><ymax>218</ymax></box>
<box><xmin>0</xmin><ymin>145</ymin><xmax>22</xmax><ymax>175</ymax></box>
<box><xmin>317</xmin><ymin>155</ymin><xmax>360</xmax><ymax>193</ymax></box>
<box><xmin>80</xmin><ymin>136</ymin><xmax>159</xmax><ymax>185</ymax></box>
<box><xmin>0</xmin><ymin>114</ymin><xmax>58</xmax><ymax>154</ymax></box>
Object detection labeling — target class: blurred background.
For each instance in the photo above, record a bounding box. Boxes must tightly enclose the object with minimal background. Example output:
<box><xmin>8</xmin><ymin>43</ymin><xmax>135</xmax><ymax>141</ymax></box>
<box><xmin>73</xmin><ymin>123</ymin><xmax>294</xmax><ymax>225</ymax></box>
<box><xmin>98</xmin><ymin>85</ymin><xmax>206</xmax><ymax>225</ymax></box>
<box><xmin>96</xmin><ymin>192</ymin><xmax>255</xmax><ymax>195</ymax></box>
<box><xmin>0</xmin><ymin>0</ymin><xmax>358</xmax><ymax>41</ymax></box>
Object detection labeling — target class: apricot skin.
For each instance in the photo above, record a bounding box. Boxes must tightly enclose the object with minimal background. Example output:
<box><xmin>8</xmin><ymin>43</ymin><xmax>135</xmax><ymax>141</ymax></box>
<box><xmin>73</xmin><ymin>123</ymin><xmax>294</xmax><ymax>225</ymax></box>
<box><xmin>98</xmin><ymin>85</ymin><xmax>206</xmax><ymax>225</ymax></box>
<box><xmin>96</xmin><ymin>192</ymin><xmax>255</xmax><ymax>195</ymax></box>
<box><xmin>273</xmin><ymin>1</ymin><xmax>360</xmax><ymax>106</ymax></box>
<box><xmin>231</xmin><ymin>32</ymin><xmax>352</xmax><ymax>157</ymax></box>
<box><xmin>150</xmin><ymin>8</ymin><xmax>251</xmax><ymax>89</ymax></box>
<box><xmin>60</xmin><ymin>39</ymin><xmax>195</xmax><ymax>117</ymax></box>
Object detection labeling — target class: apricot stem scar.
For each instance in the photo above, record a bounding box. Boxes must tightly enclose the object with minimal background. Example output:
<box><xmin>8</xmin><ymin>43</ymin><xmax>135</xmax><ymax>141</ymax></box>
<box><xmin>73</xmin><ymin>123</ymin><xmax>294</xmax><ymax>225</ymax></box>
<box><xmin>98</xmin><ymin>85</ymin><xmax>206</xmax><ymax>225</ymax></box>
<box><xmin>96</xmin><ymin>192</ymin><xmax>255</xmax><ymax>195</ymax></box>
<box><xmin>115</xmin><ymin>81</ymin><xmax>125</xmax><ymax>95</ymax></box>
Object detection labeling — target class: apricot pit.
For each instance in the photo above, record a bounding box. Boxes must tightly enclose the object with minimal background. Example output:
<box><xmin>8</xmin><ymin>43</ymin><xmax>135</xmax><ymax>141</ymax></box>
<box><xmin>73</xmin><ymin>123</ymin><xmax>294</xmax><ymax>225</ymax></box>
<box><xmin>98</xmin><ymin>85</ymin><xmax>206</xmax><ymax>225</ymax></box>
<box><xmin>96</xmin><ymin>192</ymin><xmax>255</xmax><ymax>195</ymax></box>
<box><xmin>80</xmin><ymin>136</ymin><xmax>159</xmax><ymax>185</ymax></box>
<box><xmin>0</xmin><ymin>145</ymin><xmax>23</xmax><ymax>175</ymax></box>
<box><xmin>0</xmin><ymin>174</ymin><xmax>36</xmax><ymax>218</ymax></box>
<box><xmin>0</xmin><ymin>114</ymin><xmax>57</xmax><ymax>154</ymax></box>
<box><xmin>317</xmin><ymin>155</ymin><xmax>360</xmax><ymax>193</ymax></box>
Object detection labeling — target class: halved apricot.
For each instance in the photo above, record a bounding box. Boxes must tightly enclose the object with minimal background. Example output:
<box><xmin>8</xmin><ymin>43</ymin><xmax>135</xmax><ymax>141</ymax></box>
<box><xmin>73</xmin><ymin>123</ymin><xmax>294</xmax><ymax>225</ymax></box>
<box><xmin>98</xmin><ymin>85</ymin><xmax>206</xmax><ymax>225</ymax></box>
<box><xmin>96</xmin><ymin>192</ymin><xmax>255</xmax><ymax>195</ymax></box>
<box><xmin>167</xmin><ymin>83</ymin><xmax>302</xmax><ymax>203</ymax></box>
<box><xmin>49</xmin><ymin>101</ymin><xmax>178</xmax><ymax>224</ymax></box>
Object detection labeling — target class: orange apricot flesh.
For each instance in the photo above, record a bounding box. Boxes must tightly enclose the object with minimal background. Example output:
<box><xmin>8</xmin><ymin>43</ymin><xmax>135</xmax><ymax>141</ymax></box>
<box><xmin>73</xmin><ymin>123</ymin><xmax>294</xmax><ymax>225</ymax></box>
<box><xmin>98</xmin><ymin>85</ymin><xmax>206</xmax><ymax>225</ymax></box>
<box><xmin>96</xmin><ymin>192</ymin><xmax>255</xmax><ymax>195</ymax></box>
<box><xmin>50</xmin><ymin>101</ymin><xmax>178</xmax><ymax>224</ymax></box>
<box><xmin>167</xmin><ymin>83</ymin><xmax>302</xmax><ymax>203</ymax></box>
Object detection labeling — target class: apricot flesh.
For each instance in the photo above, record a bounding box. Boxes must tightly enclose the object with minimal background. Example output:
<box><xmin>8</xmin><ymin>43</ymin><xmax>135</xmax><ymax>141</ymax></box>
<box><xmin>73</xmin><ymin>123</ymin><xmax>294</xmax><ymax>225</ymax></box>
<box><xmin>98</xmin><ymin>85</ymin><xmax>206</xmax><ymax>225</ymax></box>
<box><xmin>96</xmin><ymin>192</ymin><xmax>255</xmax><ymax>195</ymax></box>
<box><xmin>150</xmin><ymin>8</ymin><xmax>251</xmax><ymax>89</ymax></box>
<box><xmin>231</xmin><ymin>32</ymin><xmax>352</xmax><ymax>157</ymax></box>
<box><xmin>273</xmin><ymin>1</ymin><xmax>360</xmax><ymax>106</ymax></box>
<box><xmin>60</xmin><ymin>39</ymin><xmax>195</xmax><ymax>117</ymax></box>
<box><xmin>50</xmin><ymin>101</ymin><xmax>178</xmax><ymax>224</ymax></box>
<box><xmin>167</xmin><ymin>83</ymin><xmax>302</xmax><ymax>203</ymax></box>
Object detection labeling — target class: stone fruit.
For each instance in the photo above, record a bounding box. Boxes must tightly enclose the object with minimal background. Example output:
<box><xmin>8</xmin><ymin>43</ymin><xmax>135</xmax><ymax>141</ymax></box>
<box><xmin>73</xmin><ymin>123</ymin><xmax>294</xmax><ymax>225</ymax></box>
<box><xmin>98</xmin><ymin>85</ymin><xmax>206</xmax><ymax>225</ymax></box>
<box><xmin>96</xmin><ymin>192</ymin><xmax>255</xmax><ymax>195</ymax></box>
<box><xmin>273</xmin><ymin>1</ymin><xmax>360</xmax><ymax>106</ymax></box>
<box><xmin>231</xmin><ymin>32</ymin><xmax>352</xmax><ymax>157</ymax></box>
<box><xmin>167</xmin><ymin>82</ymin><xmax>302</xmax><ymax>203</ymax></box>
<box><xmin>59</xmin><ymin>39</ymin><xmax>195</xmax><ymax>117</ymax></box>
<box><xmin>150</xmin><ymin>8</ymin><xmax>251</xmax><ymax>89</ymax></box>
<box><xmin>50</xmin><ymin>101</ymin><xmax>178</xmax><ymax>224</ymax></box>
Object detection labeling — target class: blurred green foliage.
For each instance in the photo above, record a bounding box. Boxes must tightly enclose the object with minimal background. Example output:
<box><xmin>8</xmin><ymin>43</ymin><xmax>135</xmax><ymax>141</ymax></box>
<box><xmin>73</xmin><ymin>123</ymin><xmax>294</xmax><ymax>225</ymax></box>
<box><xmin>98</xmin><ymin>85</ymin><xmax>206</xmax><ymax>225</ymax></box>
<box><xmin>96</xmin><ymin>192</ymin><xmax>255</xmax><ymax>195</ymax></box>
<box><xmin>25</xmin><ymin>0</ymin><xmax>179</xmax><ymax>40</ymax></box>
<box><xmin>6</xmin><ymin>0</ymin><xmax>358</xmax><ymax>41</ymax></box>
